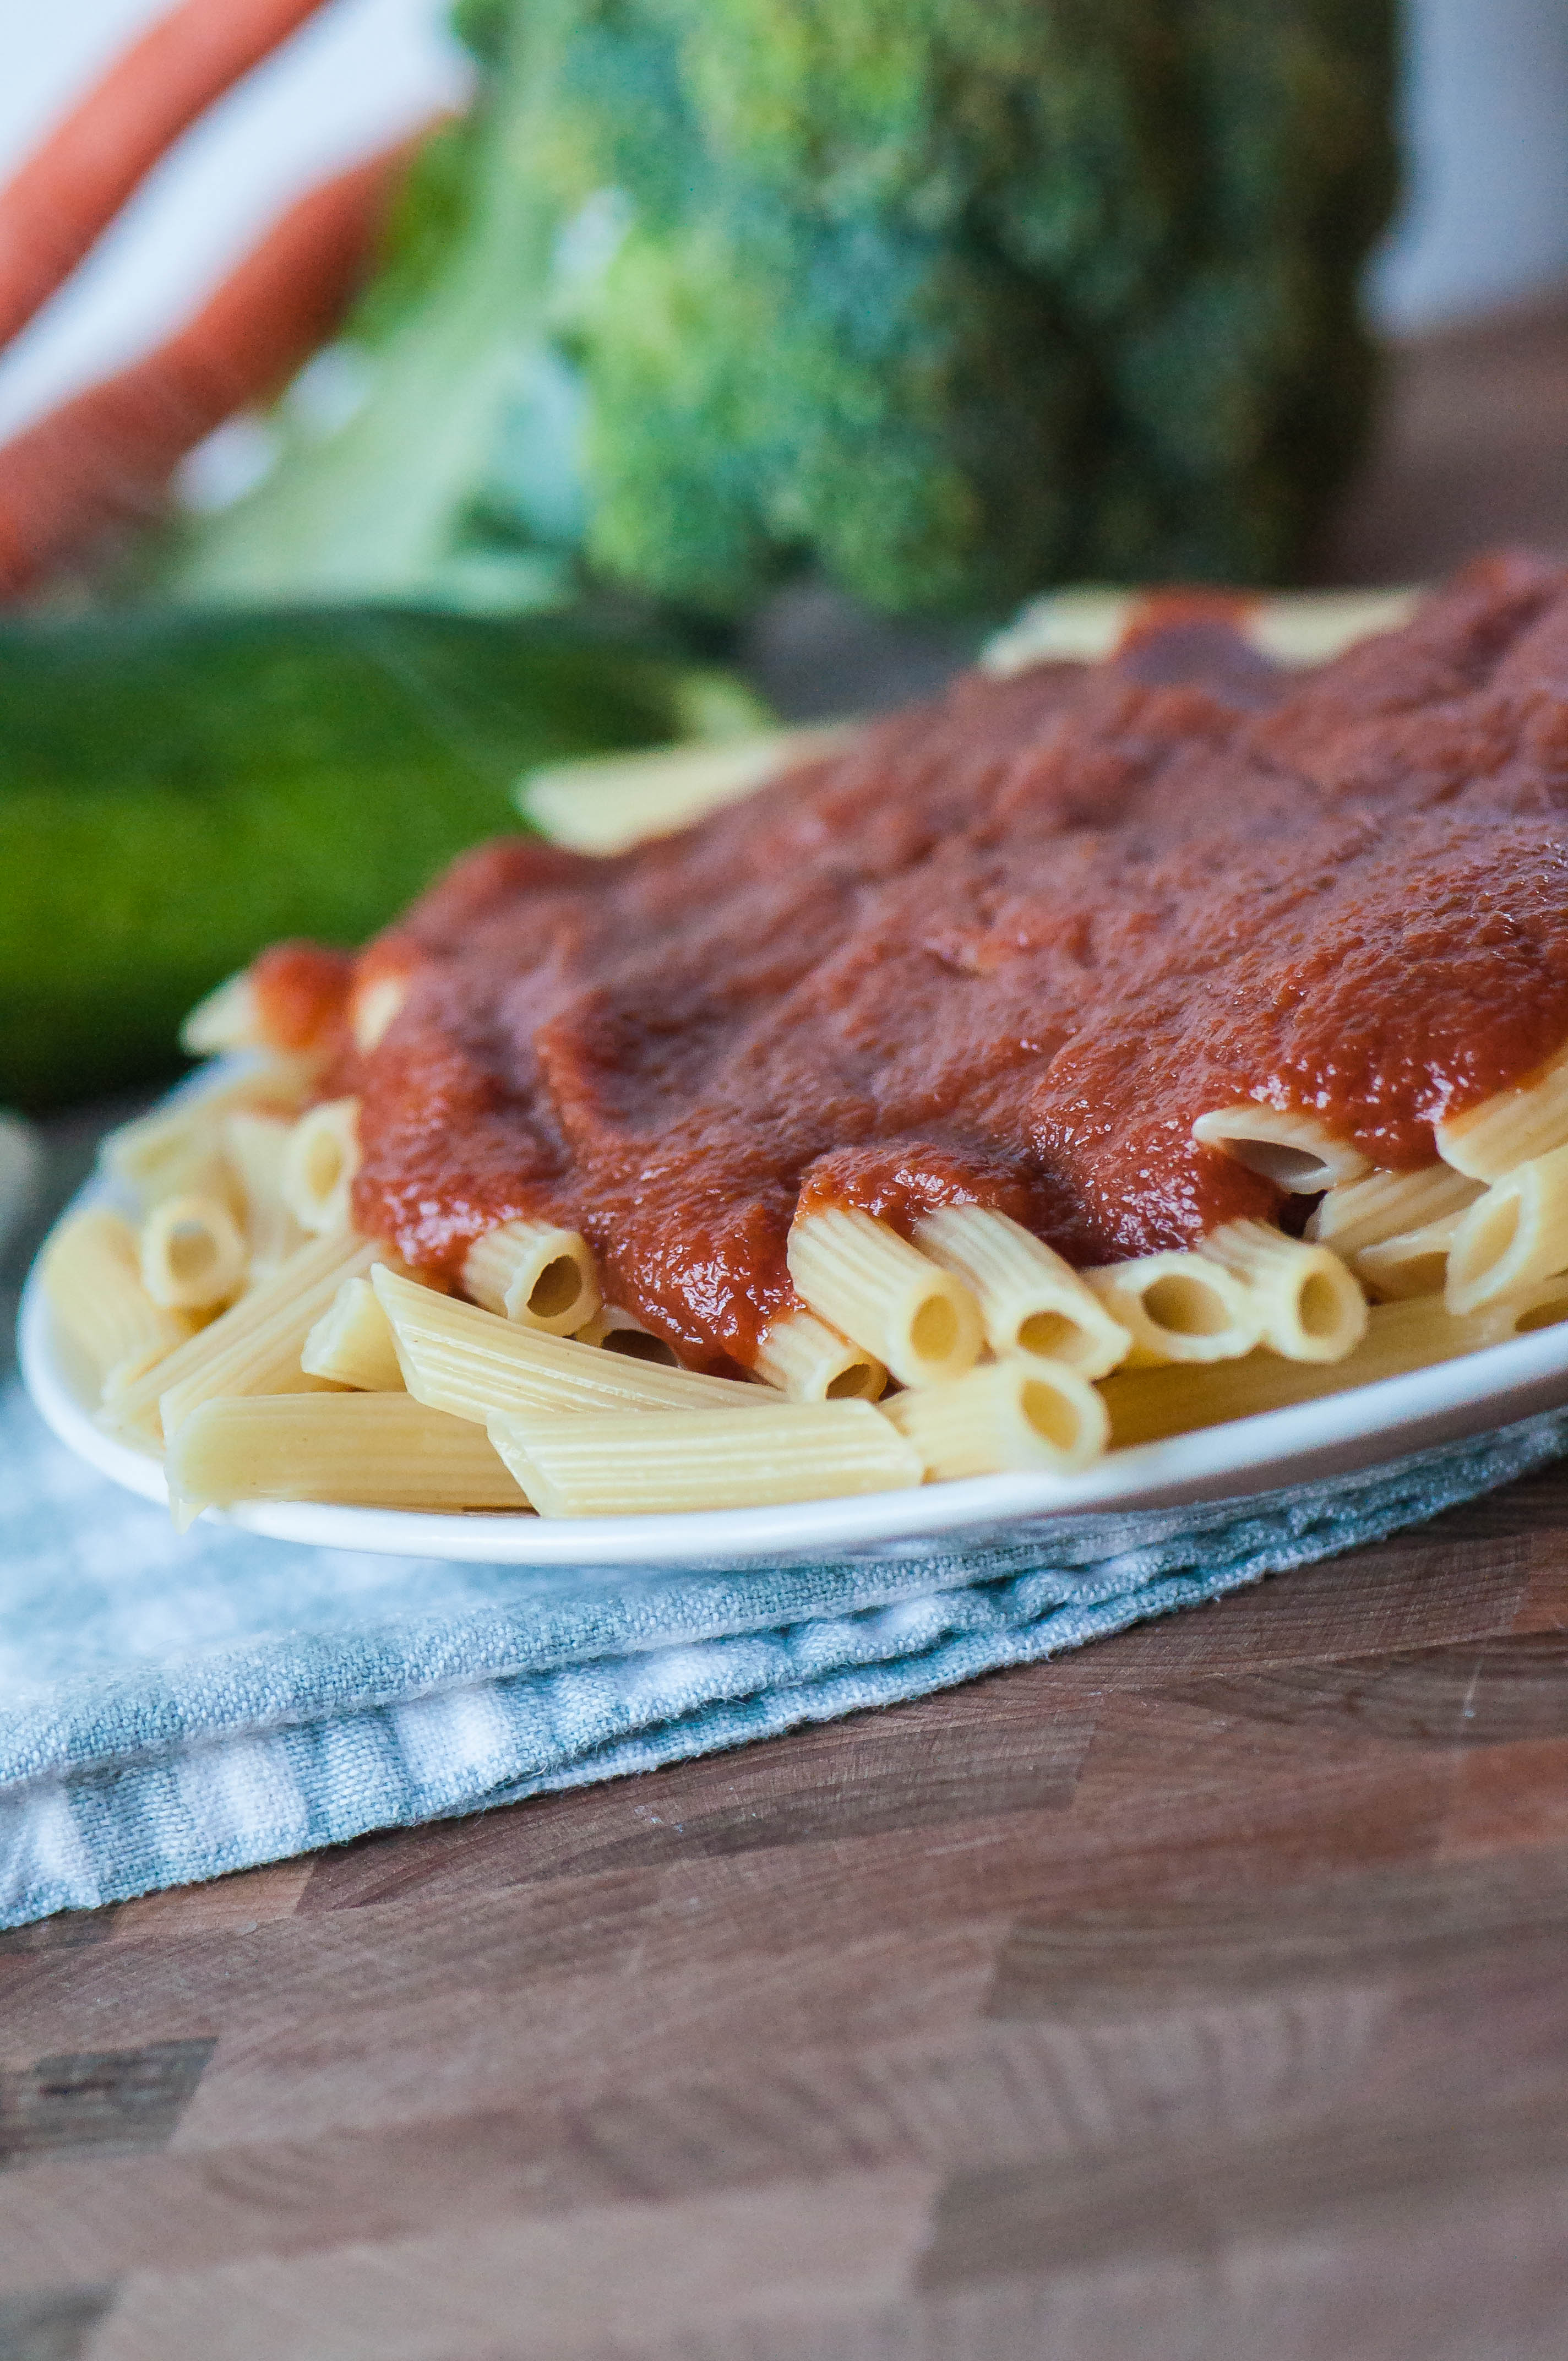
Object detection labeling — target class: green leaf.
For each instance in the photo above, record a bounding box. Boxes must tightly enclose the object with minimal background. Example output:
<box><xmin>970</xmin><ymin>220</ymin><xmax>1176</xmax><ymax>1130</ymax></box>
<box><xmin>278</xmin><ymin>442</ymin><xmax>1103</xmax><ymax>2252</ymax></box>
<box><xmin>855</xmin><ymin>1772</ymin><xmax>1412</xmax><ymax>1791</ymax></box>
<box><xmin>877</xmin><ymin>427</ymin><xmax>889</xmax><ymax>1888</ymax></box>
<box><xmin>0</xmin><ymin>605</ymin><xmax>765</xmax><ymax>1109</ymax></box>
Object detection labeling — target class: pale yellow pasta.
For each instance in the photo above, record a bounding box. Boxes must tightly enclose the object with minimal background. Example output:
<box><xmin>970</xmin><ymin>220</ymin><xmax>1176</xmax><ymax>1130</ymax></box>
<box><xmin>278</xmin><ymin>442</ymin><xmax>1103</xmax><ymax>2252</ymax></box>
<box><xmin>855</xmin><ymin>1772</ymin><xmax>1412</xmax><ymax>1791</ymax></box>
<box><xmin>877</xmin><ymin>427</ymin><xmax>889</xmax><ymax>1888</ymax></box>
<box><xmin>102</xmin><ymin>1060</ymin><xmax>314</xmax><ymax>1209</ymax></box>
<box><xmin>139</xmin><ymin>1193</ymin><xmax>248</xmax><ymax>1311</ymax></box>
<box><xmin>752</xmin><ymin>1311</ymin><xmax>886</xmax><ymax>1401</ymax></box>
<box><xmin>1436</xmin><ymin>1043</ymin><xmax>1568</xmax><ymax>1181</ymax></box>
<box><xmin>786</xmin><ymin>1209</ymin><xmax>982</xmax><ymax>1389</ymax></box>
<box><xmin>461</xmin><ymin>1220</ymin><xmax>600</xmax><ymax>1335</ymax></box>
<box><xmin>167</xmin><ymin>1392</ymin><xmax>526</xmax><ymax>1520</ymax></box>
<box><xmin>301</xmin><ymin>1275</ymin><xmax>405</xmax><ymax>1390</ymax></box>
<box><xmin>487</xmin><ymin>1400</ymin><xmax>921</xmax><ymax>1516</ymax></box>
<box><xmin>41</xmin><ymin>1210</ymin><xmax>195</xmax><ymax>1397</ymax></box>
<box><xmin>1191</xmin><ymin>1106</ymin><xmax>1369</xmax><ymax>1193</ymax></box>
<box><xmin>979</xmin><ymin>588</ymin><xmax>1138</xmax><ymax>676</ymax></box>
<box><xmin>1083</xmin><ymin>1253</ymin><xmax>1260</xmax><ymax>1367</ymax></box>
<box><xmin>1353</xmin><ymin>1212</ymin><xmax>1465</xmax><ymax>1302</ymax></box>
<box><xmin>1243</xmin><ymin>587</ymin><xmax>1420</xmax><ymax>665</ymax></box>
<box><xmin>518</xmin><ymin>723</ymin><xmax>853</xmax><ymax>854</ymax></box>
<box><xmin>882</xmin><ymin>1359</ymin><xmax>1108</xmax><ymax>1479</ymax></box>
<box><xmin>222</xmin><ymin>1111</ymin><xmax>308</xmax><ymax>1277</ymax></box>
<box><xmin>373</xmin><ymin>1264</ymin><xmax>769</xmax><ymax>1422</ymax></box>
<box><xmin>1101</xmin><ymin>1293</ymin><xmax>1530</xmax><ymax>1448</ymax></box>
<box><xmin>911</xmin><ymin>1204</ymin><xmax>1130</xmax><ymax>1377</ymax></box>
<box><xmin>1199</xmin><ymin>1218</ymin><xmax>1366</xmax><ymax>1362</ymax></box>
<box><xmin>1306</xmin><ymin>1163</ymin><xmax>1482</xmax><ymax>1258</ymax></box>
<box><xmin>281</xmin><ymin>1097</ymin><xmax>360</xmax><ymax>1234</ymax></box>
<box><xmin>178</xmin><ymin>970</ymin><xmax>264</xmax><ymax>1056</ymax></box>
<box><xmin>1445</xmin><ymin>1141</ymin><xmax>1568</xmax><ymax>1314</ymax></box>
<box><xmin>573</xmin><ymin>1305</ymin><xmax>681</xmax><ymax>1365</ymax></box>
<box><xmin>350</xmin><ymin>971</ymin><xmax>410</xmax><ymax>1053</ymax></box>
<box><xmin>104</xmin><ymin>1232</ymin><xmax>375</xmax><ymax>1448</ymax></box>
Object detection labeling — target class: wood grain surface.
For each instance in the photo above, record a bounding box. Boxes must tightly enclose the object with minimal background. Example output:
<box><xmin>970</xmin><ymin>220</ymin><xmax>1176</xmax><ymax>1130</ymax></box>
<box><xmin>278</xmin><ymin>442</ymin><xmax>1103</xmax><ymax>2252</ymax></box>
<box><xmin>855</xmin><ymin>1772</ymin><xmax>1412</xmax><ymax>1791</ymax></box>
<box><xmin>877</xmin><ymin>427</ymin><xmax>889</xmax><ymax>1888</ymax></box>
<box><xmin>7</xmin><ymin>304</ymin><xmax>1568</xmax><ymax>2361</ymax></box>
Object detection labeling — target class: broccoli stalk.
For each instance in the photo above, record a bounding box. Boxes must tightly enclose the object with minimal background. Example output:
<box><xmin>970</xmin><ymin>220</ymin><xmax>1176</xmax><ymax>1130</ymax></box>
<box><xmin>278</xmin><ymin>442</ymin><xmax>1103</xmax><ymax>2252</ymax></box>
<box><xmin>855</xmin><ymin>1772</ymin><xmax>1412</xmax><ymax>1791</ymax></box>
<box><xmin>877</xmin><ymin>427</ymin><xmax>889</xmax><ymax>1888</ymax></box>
<box><xmin>172</xmin><ymin>0</ymin><xmax>1396</xmax><ymax>619</ymax></box>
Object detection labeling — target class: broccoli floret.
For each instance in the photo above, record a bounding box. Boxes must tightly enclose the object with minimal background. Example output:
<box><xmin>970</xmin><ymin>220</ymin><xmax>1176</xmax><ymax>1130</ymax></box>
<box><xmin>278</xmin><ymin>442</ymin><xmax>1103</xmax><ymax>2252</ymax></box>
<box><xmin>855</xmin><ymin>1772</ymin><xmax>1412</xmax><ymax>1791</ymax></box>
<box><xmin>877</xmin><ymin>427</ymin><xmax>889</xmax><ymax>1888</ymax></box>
<box><xmin>172</xmin><ymin>0</ymin><xmax>1396</xmax><ymax>618</ymax></box>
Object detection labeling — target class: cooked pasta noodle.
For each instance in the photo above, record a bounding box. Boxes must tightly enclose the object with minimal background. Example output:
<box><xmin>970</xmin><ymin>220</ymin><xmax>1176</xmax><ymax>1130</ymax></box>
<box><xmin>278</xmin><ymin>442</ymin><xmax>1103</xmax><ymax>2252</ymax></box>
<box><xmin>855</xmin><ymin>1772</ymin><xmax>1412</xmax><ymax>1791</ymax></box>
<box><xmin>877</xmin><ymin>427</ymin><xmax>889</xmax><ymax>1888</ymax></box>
<box><xmin>1084</xmin><ymin>1253</ymin><xmax>1260</xmax><ymax>1367</ymax></box>
<box><xmin>41</xmin><ymin>1210</ymin><xmax>195</xmax><ymax>1396</ymax></box>
<box><xmin>461</xmin><ymin>1220</ymin><xmax>600</xmax><ymax>1335</ymax></box>
<box><xmin>1436</xmin><ymin>1043</ymin><xmax>1568</xmax><ymax>1181</ymax></box>
<box><xmin>300</xmin><ymin>1274</ymin><xmax>405</xmax><ymax>1390</ymax></box>
<box><xmin>1306</xmin><ymin>1164</ymin><xmax>1482</xmax><ymax>1258</ymax></box>
<box><xmin>139</xmin><ymin>1193</ymin><xmax>248</xmax><ymax>1312</ymax></box>
<box><xmin>1199</xmin><ymin>1219</ymin><xmax>1366</xmax><ymax>1361</ymax></box>
<box><xmin>167</xmin><ymin>1393</ymin><xmax>526</xmax><ymax>1520</ymax></box>
<box><xmin>786</xmin><ymin>1209</ymin><xmax>983</xmax><ymax>1389</ymax></box>
<box><xmin>1191</xmin><ymin>1106</ymin><xmax>1369</xmax><ymax>1193</ymax></box>
<box><xmin>1445</xmin><ymin>1142</ymin><xmax>1568</xmax><ymax>1314</ymax></box>
<box><xmin>911</xmin><ymin>1204</ymin><xmax>1130</xmax><ymax>1377</ymax></box>
<box><xmin>281</xmin><ymin>1098</ymin><xmax>360</xmax><ymax>1234</ymax></box>
<box><xmin>487</xmin><ymin>1401</ymin><xmax>921</xmax><ymax>1516</ymax></box>
<box><xmin>1353</xmin><ymin>1214</ymin><xmax>1463</xmax><ymax>1302</ymax></box>
<box><xmin>882</xmin><ymin>1358</ymin><xmax>1109</xmax><ymax>1478</ymax></box>
<box><xmin>752</xmin><ymin>1311</ymin><xmax>886</xmax><ymax>1401</ymax></box>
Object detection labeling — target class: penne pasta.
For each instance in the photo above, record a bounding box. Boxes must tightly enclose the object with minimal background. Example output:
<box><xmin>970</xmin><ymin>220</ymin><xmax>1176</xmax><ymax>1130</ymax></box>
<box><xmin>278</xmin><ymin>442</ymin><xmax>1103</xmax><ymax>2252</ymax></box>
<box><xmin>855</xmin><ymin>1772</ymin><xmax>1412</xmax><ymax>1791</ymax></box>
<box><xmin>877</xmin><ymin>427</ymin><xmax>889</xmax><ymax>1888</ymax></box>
<box><xmin>1445</xmin><ymin>1141</ymin><xmax>1568</xmax><ymax>1315</ymax></box>
<box><xmin>167</xmin><ymin>1392</ymin><xmax>527</xmax><ymax>1520</ymax></box>
<box><xmin>882</xmin><ymin>1358</ymin><xmax>1109</xmax><ymax>1479</ymax></box>
<box><xmin>301</xmin><ymin>1274</ymin><xmax>405</xmax><ymax>1390</ymax></box>
<box><xmin>786</xmin><ymin>1209</ymin><xmax>982</xmax><ymax>1389</ymax></box>
<box><xmin>1101</xmin><ymin>1293</ymin><xmax>1533</xmax><ymax>1448</ymax></box>
<box><xmin>373</xmin><ymin>1264</ymin><xmax>769</xmax><ymax>1422</ymax></box>
<box><xmin>1191</xmin><ymin>1106</ymin><xmax>1369</xmax><ymax>1193</ymax></box>
<box><xmin>573</xmin><ymin>1305</ymin><xmax>681</xmax><ymax>1365</ymax></box>
<box><xmin>752</xmin><ymin>1310</ymin><xmax>887</xmax><ymax>1401</ymax></box>
<box><xmin>461</xmin><ymin>1220</ymin><xmax>600</xmax><ymax>1335</ymax></box>
<box><xmin>222</xmin><ymin>1111</ymin><xmax>308</xmax><ymax>1277</ymax></box>
<box><xmin>41</xmin><ymin>1210</ymin><xmax>195</xmax><ymax>1398</ymax></box>
<box><xmin>101</xmin><ymin>1060</ymin><xmax>315</xmax><ymax>1209</ymax></box>
<box><xmin>1353</xmin><ymin>1213</ymin><xmax>1464</xmax><ymax>1302</ymax></box>
<box><xmin>350</xmin><ymin>971</ymin><xmax>410</xmax><ymax>1054</ymax></box>
<box><xmin>139</xmin><ymin>1193</ymin><xmax>248</xmax><ymax>1311</ymax></box>
<box><xmin>104</xmin><ymin>1232</ymin><xmax>377</xmax><ymax>1448</ymax></box>
<box><xmin>1306</xmin><ymin>1163</ymin><xmax>1482</xmax><ymax>1258</ymax></box>
<box><xmin>281</xmin><ymin>1098</ymin><xmax>361</xmax><ymax>1234</ymax></box>
<box><xmin>179</xmin><ymin>970</ymin><xmax>264</xmax><ymax>1056</ymax></box>
<box><xmin>519</xmin><ymin>724</ymin><xmax>854</xmax><ymax>854</ymax></box>
<box><xmin>486</xmin><ymin>1401</ymin><xmax>922</xmax><ymax>1516</ymax></box>
<box><xmin>1199</xmin><ymin>1219</ymin><xmax>1366</xmax><ymax>1361</ymax></box>
<box><xmin>1436</xmin><ymin>1043</ymin><xmax>1568</xmax><ymax>1181</ymax></box>
<box><xmin>911</xmin><ymin>1204</ymin><xmax>1130</xmax><ymax>1377</ymax></box>
<box><xmin>1084</xmin><ymin>1252</ymin><xmax>1260</xmax><ymax>1367</ymax></box>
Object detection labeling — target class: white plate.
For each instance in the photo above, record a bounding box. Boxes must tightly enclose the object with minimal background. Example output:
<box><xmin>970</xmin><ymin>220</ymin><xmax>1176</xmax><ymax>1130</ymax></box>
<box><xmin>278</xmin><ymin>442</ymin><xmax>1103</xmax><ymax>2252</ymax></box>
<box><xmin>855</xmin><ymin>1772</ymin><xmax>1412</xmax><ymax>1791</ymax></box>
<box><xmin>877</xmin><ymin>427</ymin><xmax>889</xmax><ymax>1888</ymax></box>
<box><xmin>19</xmin><ymin>1091</ymin><xmax>1568</xmax><ymax>1565</ymax></box>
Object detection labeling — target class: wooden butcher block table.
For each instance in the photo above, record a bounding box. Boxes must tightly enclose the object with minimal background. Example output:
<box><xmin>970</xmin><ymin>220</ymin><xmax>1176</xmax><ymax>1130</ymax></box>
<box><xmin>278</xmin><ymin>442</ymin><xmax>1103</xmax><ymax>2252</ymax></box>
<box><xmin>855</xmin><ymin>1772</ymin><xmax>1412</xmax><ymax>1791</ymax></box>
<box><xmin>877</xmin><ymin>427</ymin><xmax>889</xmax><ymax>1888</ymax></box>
<box><xmin>4</xmin><ymin>297</ymin><xmax>1568</xmax><ymax>2361</ymax></box>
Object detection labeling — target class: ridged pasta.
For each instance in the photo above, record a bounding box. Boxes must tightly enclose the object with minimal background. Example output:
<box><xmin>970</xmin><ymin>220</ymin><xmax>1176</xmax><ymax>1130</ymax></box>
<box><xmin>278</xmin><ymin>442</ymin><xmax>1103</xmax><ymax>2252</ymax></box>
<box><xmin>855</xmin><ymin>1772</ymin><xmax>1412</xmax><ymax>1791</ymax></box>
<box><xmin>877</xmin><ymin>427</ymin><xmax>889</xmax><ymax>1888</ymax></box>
<box><xmin>1191</xmin><ymin>1106</ymin><xmax>1369</xmax><ymax>1193</ymax></box>
<box><xmin>1084</xmin><ymin>1253</ymin><xmax>1260</xmax><ymax>1367</ymax></box>
<box><xmin>882</xmin><ymin>1359</ymin><xmax>1109</xmax><ymax>1478</ymax></box>
<box><xmin>1353</xmin><ymin>1213</ymin><xmax>1464</xmax><ymax>1302</ymax></box>
<box><xmin>1445</xmin><ymin>1142</ymin><xmax>1568</xmax><ymax>1314</ymax></box>
<box><xmin>41</xmin><ymin>1210</ymin><xmax>195</xmax><ymax>1398</ymax></box>
<box><xmin>487</xmin><ymin>1401</ymin><xmax>921</xmax><ymax>1516</ymax></box>
<box><xmin>139</xmin><ymin>1193</ymin><xmax>248</xmax><ymax>1311</ymax></box>
<box><xmin>1306</xmin><ymin>1164</ymin><xmax>1482</xmax><ymax>1258</ymax></box>
<box><xmin>787</xmin><ymin>1209</ymin><xmax>982</xmax><ymax>1389</ymax></box>
<box><xmin>300</xmin><ymin>1274</ymin><xmax>405</xmax><ymax>1390</ymax></box>
<box><xmin>461</xmin><ymin>1220</ymin><xmax>600</xmax><ymax>1335</ymax></box>
<box><xmin>752</xmin><ymin>1311</ymin><xmax>886</xmax><ymax>1401</ymax></box>
<box><xmin>167</xmin><ymin>1393</ymin><xmax>526</xmax><ymax>1520</ymax></box>
<box><xmin>911</xmin><ymin>1204</ymin><xmax>1130</xmax><ymax>1378</ymax></box>
<box><xmin>1436</xmin><ymin>1044</ymin><xmax>1568</xmax><ymax>1181</ymax></box>
<box><xmin>222</xmin><ymin>1111</ymin><xmax>308</xmax><ymax>1279</ymax></box>
<box><xmin>1199</xmin><ymin>1219</ymin><xmax>1366</xmax><ymax>1361</ymax></box>
<box><xmin>281</xmin><ymin>1098</ymin><xmax>360</xmax><ymax>1234</ymax></box>
<box><xmin>373</xmin><ymin>1264</ymin><xmax>768</xmax><ymax>1422</ymax></box>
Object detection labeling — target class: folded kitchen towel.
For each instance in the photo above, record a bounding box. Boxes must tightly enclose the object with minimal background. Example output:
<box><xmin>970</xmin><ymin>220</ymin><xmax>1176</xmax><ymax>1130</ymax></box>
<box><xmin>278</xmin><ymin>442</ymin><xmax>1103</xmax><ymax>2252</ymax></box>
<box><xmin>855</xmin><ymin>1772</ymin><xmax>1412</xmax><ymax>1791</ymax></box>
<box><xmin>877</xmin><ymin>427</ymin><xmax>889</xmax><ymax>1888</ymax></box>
<box><xmin>4</xmin><ymin>1337</ymin><xmax>1567</xmax><ymax>1929</ymax></box>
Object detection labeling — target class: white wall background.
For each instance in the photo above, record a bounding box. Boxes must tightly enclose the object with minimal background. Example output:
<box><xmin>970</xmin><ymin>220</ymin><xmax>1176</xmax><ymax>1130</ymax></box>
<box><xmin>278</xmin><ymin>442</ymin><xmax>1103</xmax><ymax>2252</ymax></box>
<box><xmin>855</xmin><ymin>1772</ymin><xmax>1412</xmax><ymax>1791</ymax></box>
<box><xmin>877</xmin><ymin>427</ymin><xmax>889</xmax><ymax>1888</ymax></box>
<box><xmin>0</xmin><ymin>0</ymin><xmax>1562</xmax><ymax>450</ymax></box>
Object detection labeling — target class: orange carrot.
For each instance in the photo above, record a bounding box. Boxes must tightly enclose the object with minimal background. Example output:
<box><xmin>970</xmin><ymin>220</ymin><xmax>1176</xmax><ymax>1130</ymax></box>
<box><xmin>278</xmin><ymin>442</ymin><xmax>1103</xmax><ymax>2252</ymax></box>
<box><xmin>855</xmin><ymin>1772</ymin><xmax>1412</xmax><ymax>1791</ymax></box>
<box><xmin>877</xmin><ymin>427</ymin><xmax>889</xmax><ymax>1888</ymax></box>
<box><xmin>0</xmin><ymin>0</ymin><xmax>334</xmax><ymax>352</ymax></box>
<box><xmin>0</xmin><ymin>135</ymin><xmax>424</xmax><ymax>599</ymax></box>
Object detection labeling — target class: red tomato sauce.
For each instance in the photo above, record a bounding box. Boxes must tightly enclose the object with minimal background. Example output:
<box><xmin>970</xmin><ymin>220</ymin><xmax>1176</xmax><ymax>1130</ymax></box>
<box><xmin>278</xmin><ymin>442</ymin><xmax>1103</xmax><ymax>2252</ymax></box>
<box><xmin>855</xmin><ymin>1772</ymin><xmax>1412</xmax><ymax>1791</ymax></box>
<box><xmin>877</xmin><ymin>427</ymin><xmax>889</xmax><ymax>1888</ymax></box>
<box><xmin>325</xmin><ymin>552</ymin><xmax>1568</xmax><ymax>1375</ymax></box>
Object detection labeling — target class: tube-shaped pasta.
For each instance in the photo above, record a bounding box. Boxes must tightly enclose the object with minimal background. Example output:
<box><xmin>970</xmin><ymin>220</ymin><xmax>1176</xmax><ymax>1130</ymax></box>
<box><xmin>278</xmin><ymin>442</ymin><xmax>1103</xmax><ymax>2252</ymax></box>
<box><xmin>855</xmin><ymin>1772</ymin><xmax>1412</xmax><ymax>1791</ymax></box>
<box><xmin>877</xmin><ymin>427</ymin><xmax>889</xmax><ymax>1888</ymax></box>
<box><xmin>104</xmin><ymin>1232</ymin><xmax>376</xmax><ymax>1448</ymax></box>
<box><xmin>102</xmin><ymin>1060</ymin><xmax>314</xmax><ymax>1209</ymax></box>
<box><xmin>1446</xmin><ymin>1143</ymin><xmax>1568</xmax><ymax>1314</ymax></box>
<box><xmin>1199</xmin><ymin>1219</ymin><xmax>1367</xmax><ymax>1362</ymax></box>
<box><xmin>167</xmin><ymin>1393</ymin><xmax>527</xmax><ymax>1520</ymax></box>
<box><xmin>573</xmin><ymin>1305</ymin><xmax>681</xmax><ymax>1366</ymax></box>
<box><xmin>752</xmin><ymin>1311</ymin><xmax>886</xmax><ymax>1401</ymax></box>
<box><xmin>1101</xmin><ymin>1294</ymin><xmax>1529</xmax><ymax>1448</ymax></box>
<box><xmin>1191</xmin><ymin>1106</ymin><xmax>1369</xmax><ymax>1193</ymax></box>
<box><xmin>41</xmin><ymin>1210</ymin><xmax>195</xmax><ymax>1399</ymax></box>
<box><xmin>139</xmin><ymin>1193</ymin><xmax>248</xmax><ymax>1312</ymax></box>
<box><xmin>222</xmin><ymin>1111</ymin><xmax>307</xmax><ymax>1278</ymax></box>
<box><xmin>461</xmin><ymin>1220</ymin><xmax>600</xmax><ymax>1335</ymax></box>
<box><xmin>1083</xmin><ymin>1253</ymin><xmax>1260</xmax><ymax>1367</ymax></box>
<box><xmin>911</xmin><ymin>1204</ymin><xmax>1130</xmax><ymax>1377</ymax></box>
<box><xmin>1353</xmin><ymin>1213</ymin><xmax>1464</xmax><ymax>1302</ymax></box>
<box><xmin>282</xmin><ymin>1098</ymin><xmax>360</xmax><ymax>1234</ymax></box>
<box><xmin>179</xmin><ymin>970</ymin><xmax>263</xmax><ymax>1056</ymax></box>
<box><xmin>373</xmin><ymin>1264</ymin><xmax>768</xmax><ymax>1422</ymax></box>
<box><xmin>1306</xmin><ymin>1163</ymin><xmax>1482</xmax><ymax>1258</ymax></box>
<box><xmin>1436</xmin><ymin>1044</ymin><xmax>1568</xmax><ymax>1181</ymax></box>
<box><xmin>518</xmin><ymin>724</ymin><xmax>853</xmax><ymax>854</ymax></box>
<box><xmin>350</xmin><ymin>971</ymin><xmax>410</xmax><ymax>1053</ymax></box>
<box><xmin>301</xmin><ymin>1274</ymin><xmax>405</xmax><ymax>1390</ymax></box>
<box><xmin>487</xmin><ymin>1401</ymin><xmax>922</xmax><ymax>1516</ymax></box>
<box><xmin>882</xmin><ymin>1359</ymin><xmax>1109</xmax><ymax>1478</ymax></box>
<box><xmin>786</xmin><ymin>1209</ymin><xmax>982</xmax><ymax>1389</ymax></box>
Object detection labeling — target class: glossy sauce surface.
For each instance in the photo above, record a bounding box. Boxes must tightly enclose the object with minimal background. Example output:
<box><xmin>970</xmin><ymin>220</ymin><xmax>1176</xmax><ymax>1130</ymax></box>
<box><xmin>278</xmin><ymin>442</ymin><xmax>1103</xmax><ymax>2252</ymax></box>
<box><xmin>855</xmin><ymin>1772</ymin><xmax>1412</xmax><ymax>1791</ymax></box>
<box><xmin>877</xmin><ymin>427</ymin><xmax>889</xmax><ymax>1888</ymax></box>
<box><xmin>304</xmin><ymin>554</ymin><xmax>1568</xmax><ymax>1374</ymax></box>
